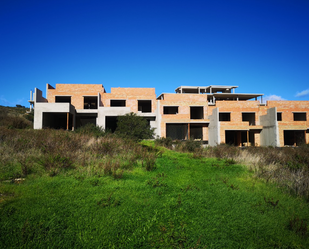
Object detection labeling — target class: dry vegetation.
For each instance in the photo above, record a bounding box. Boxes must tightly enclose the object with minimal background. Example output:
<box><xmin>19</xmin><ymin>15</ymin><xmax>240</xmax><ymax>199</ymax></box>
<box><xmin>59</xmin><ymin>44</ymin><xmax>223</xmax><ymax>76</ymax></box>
<box><xmin>0</xmin><ymin>127</ymin><xmax>158</xmax><ymax>181</ymax></box>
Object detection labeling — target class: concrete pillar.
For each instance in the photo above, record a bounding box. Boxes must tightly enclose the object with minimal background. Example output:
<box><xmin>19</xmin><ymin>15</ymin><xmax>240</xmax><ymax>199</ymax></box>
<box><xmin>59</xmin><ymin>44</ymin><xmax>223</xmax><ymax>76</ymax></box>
<box><xmin>188</xmin><ymin>123</ymin><xmax>190</xmax><ymax>140</ymax></box>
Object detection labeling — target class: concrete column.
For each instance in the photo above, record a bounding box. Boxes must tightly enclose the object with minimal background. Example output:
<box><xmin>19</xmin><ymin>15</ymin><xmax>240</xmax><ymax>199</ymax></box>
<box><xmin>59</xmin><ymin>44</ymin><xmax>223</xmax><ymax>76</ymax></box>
<box><xmin>188</xmin><ymin>123</ymin><xmax>190</xmax><ymax>140</ymax></box>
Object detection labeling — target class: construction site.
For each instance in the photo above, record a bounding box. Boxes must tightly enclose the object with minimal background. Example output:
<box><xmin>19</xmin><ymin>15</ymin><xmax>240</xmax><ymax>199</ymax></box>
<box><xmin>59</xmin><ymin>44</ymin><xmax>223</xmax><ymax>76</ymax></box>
<box><xmin>29</xmin><ymin>83</ymin><xmax>309</xmax><ymax>147</ymax></box>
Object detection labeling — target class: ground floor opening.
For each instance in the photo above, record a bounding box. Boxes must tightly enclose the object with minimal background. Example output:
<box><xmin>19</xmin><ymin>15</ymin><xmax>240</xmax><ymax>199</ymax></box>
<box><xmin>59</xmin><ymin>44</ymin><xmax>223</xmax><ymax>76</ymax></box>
<box><xmin>75</xmin><ymin>113</ymin><xmax>97</xmax><ymax>129</ymax></box>
<box><xmin>166</xmin><ymin>123</ymin><xmax>207</xmax><ymax>140</ymax></box>
<box><xmin>225</xmin><ymin>130</ymin><xmax>258</xmax><ymax>146</ymax></box>
<box><xmin>284</xmin><ymin>130</ymin><xmax>306</xmax><ymax>146</ymax></box>
<box><xmin>105</xmin><ymin>116</ymin><xmax>118</xmax><ymax>133</ymax></box>
<box><xmin>43</xmin><ymin>112</ymin><xmax>73</xmax><ymax>130</ymax></box>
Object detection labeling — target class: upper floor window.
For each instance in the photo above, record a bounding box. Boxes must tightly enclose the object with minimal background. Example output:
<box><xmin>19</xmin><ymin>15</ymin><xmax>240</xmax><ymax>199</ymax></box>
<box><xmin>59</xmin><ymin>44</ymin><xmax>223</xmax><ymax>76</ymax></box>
<box><xmin>293</xmin><ymin>112</ymin><xmax>306</xmax><ymax>121</ymax></box>
<box><xmin>84</xmin><ymin>96</ymin><xmax>98</xmax><ymax>109</ymax></box>
<box><xmin>164</xmin><ymin>106</ymin><xmax>178</xmax><ymax>114</ymax></box>
<box><xmin>138</xmin><ymin>100</ymin><xmax>151</xmax><ymax>113</ymax></box>
<box><xmin>111</xmin><ymin>100</ymin><xmax>126</xmax><ymax>107</ymax></box>
<box><xmin>277</xmin><ymin>112</ymin><xmax>282</xmax><ymax>121</ymax></box>
<box><xmin>190</xmin><ymin>106</ymin><xmax>204</xmax><ymax>119</ymax></box>
<box><xmin>242</xmin><ymin>112</ymin><xmax>255</xmax><ymax>126</ymax></box>
<box><xmin>219</xmin><ymin>113</ymin><xmax>231</xmax><ymax>121</ymax></box>
<box><xmin>55</xmin><ymin>96</ymin><xmax>71</xmax><ymax>104</ymax></box>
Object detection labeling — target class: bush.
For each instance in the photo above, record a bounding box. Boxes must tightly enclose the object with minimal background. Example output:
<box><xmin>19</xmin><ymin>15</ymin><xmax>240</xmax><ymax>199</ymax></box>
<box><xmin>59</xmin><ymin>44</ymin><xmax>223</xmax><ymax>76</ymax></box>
<box><xmin>116</xmin><ymin>112</ymin><xmax>155</xmax><ymax>140</ymax></box>
<box><xmin>155</xmin><ymin>137</ymin><xmax>173</xmax><ymax>149</ymax></box>
<box><xmin>75</xmin><ymin>123</ymin><xmax>107</xmax><ymax>137</ymax></box>
<box><xmin>176</xmin><ymin>139</ymin><xmax>202</xmax><ymax>153</ymax></box>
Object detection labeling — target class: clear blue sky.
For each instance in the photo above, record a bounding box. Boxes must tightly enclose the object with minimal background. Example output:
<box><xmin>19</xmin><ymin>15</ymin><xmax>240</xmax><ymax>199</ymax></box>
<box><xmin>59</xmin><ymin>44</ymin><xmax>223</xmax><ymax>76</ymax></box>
<box><xmin>1</xmin><ymin>0</ymin><xmax>309</xmax><ymax>107</ymax></box>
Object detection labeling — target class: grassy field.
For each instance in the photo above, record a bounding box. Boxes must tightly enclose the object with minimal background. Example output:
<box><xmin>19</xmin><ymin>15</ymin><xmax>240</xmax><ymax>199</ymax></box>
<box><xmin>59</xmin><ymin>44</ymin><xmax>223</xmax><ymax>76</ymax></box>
<box><xmin>1</xmin><ymin>129</ymin><xmax>308</xmax><ymax>248</ymax></box>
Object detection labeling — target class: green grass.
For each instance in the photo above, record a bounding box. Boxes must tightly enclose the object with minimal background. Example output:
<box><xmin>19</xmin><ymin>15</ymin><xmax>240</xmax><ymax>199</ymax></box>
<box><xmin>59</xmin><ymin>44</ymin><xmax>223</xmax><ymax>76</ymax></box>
<box><xmin>1</xmin><ymin>143</ymin><xmax>309</xmax><ymax>248</ymax></box>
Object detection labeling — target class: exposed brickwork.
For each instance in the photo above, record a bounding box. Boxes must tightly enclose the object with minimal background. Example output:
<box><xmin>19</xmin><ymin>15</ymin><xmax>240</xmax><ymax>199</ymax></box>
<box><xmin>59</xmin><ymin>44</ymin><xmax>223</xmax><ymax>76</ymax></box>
<box><xmin>47</xmin><ymin>84</ymin><xmax>105</xmax><ymax>110</ymax></box>
<box><xmin>35</xmin><ymin>84</ymin><xmax>309</xmax><ymax>147</ymax></box>
<box><xmin>103</xmin><ymin>87</ymin><xmax>157</xmax><ymax>113</ymax></box>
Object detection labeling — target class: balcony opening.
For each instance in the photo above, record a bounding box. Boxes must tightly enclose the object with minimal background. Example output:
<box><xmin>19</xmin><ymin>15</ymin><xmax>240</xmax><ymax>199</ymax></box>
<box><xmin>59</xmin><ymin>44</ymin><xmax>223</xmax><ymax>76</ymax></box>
<box><xmin>277</xmin><ymin>112</ymin><xmax>282</xmax><ymax>121</ymax></box>
<box><xmin>164</xmin><ymin>106</ymin><xmax>178</xmax><ymax>114</ymax></box>
<box><xmin>219</xmin><ymin>113</ymin><xmax>231</xmax><ymax>121</ymax></box>
<box><xmin>242</xmin><ymin>113</ymin><xmax>255</xmax><ymax>125</ymax></box>
<box><xmin>110</xmin><ymin>100</ymin><xmax>126</xmax><ymax>107</ymax></box>
<box><xmin>293</xmin><ymin>113</ymin><xmax>306</xmax><ymax>121</ymax></box>
<box><xmin>166</xmin><ymin>124</ymin><xmax>188</xmax><ymax>140</ymax></box>
<box><xmin>84</xmin><ymin>96</ymin><xmax>98</xmax><ymax>109</ymax></box>
<box><xmin>190</xmin><ymin>107</ymin><xmax>204</xmax><ymax>119</ymax></box>
<box><xmin>284</xmin><ymin>130</ymin><xmax>305</xmax><ymax>146</ymax></box>
<box><xmin>55</xmin><ymin>96</ymin><xmax>71</xmax><ymax>103</ymax></box>
<box><xmin>138</xmin><ymin>100</ymin><xmax>151</xmax><ymax>113</ymax></box>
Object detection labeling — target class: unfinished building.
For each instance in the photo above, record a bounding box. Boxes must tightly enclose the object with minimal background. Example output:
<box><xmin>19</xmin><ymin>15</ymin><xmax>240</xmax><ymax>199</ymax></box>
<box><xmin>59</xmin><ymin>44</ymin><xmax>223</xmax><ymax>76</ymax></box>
<box><xmin>29</xmin><ymin>84</ymin><xmax>309</xmax><ymax>147</ymax></box>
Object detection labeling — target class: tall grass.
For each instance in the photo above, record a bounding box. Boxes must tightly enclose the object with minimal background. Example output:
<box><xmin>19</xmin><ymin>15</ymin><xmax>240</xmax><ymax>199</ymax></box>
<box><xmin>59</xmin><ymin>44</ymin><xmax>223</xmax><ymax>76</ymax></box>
<box><xmin>0</xmin><ymin>127</ymin><xmax>158</xmax><ymax>180</ymax></box>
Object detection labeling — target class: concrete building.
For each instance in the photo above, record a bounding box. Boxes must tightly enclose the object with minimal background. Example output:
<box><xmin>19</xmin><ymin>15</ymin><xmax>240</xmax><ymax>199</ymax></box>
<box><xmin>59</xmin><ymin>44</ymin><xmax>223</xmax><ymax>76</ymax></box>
<box><xmin>29</xmin><ymin>83</ymin><xmax>309</xmax><ymax>147</ymax></box>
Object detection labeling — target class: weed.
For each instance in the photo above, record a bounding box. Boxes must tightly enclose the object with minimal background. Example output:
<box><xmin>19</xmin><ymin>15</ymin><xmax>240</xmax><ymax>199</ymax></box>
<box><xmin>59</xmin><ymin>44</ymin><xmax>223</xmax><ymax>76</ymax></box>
<box><xmin>264</xmin><ymin>197</ymin><xmax>279</xmax><ymax>208</ymax></box>
<box><xmin>143</xmin><ymin>152</ymin><xmax>157</xmax><ymax>171</ymax></box>
<box><xmin>181</xmin><ymin>184</ymin><xmax>200</xmax><ymax>193</ymax></box>
<box><xmin>146</xmin><ymin>175</ymin><xmax>167</xmax><ymax>188</ymax></box>
<box><xmin>288</xmin><ymin>216</ymin><xmax>308</xmax><ymax>237</ymax></box>
<box><xmin>97</xmin><ymin>192</ymin><xmax>121</xmax><ymax>207</ymax></box>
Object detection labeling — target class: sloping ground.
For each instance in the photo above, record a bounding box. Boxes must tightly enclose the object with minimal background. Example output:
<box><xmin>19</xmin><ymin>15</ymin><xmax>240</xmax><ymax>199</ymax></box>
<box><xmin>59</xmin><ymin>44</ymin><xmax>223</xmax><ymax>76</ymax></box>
<box><xmin>0</xmin><ymin>105</ymin><xmax>33</xmax><ymax>128</ymax></box>
<box><xmin>0</xmin><ymin>143</ymin><xmax>308</xmax><ymax>248</ymax></box>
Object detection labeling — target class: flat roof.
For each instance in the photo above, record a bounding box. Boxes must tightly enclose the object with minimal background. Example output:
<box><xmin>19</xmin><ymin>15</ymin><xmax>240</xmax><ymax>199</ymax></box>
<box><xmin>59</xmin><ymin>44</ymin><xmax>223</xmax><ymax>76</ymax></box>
<box><xmin>212</xmin><ymin>93</ymin><xmax>264</xmax><ymax>101</ymax></box>
<box><xmin>175</xmin><ymin>85</ymin><xmax>238</xmax><ymax>91</ymax></box>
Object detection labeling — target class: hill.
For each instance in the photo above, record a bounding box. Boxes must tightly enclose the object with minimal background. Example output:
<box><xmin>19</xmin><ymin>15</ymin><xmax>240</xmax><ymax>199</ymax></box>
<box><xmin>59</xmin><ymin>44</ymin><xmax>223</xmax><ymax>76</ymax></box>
<box><xmin>0</xmin><ymin>105</ymin><xmax>33</xmax><ymax>129</ymax></box>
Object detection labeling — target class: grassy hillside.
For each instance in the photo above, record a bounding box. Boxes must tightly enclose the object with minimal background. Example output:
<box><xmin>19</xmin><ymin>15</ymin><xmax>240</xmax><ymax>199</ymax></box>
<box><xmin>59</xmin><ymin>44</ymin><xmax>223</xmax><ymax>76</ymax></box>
<box><xmin>0</xmin><ymin>128</ymin><xmax>308</xmax><ymax>248</ymax></box>
<box><xmin>0</xmin><ymin>105</ymin><xmax>33</xmax><ymax>129</ymax></box>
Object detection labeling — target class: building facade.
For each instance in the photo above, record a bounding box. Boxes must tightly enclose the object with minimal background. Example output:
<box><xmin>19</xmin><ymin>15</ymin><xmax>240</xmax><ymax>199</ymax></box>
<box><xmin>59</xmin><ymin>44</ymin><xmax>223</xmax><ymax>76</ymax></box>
<box><xmin>29</xmin><ymin>83</ymin><xmax>309</xmax><ymax>147</ymax></box>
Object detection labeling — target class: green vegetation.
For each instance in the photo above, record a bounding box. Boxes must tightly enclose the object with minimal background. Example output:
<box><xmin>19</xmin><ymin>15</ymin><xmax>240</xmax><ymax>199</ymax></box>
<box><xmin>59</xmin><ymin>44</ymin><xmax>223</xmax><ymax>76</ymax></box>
<box><xmin>116</xmin><ymin>112</ymin><xmax>155</xmax><ymax>140</ymax></box>
<box><xmin>1</xmin><ymin>127</ymin><xmax>309</xmax><ymax>248</ymax></box>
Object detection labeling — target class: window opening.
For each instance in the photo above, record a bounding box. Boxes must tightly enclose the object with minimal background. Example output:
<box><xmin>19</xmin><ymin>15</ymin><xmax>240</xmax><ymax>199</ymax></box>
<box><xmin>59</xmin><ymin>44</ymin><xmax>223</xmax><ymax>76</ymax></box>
<box><xmin>219</xmin><ymin>113</ymin><xmax>231</xmax><ymax>121</ymax></box>
<box><xmin>84</xmin><ymin>96</ymin><xmax>98</xmax><ymax>109</ymax></box>
<box><xmin>277</xmin><ymin>112</ymin><xmax>282</xmax><ymax>121</ymax></box>
<box><xmin>138</xmin><ymin>100</ymin><xmax>151</xmax><ymax>113</ymax></box>
<box><xmin>293</xmin><ymin>113</ymin><xmax>306</xmax><ymax>121</ymax></box>
<box><xmin>110</xmin><ymin>100</ymin><xmax>126</xmax><ymax>107</ymax></box>
<box><xmin>55</xmin><ymin>96</ymin><xmax>71</xmax><ymax>103</ymax></box>
<box><xmin>242</xmin><ymin>113</ymin><xmax>255</xmax><ymax>126</ymax></box>
<box><xmin>164</xmin><ymin>106</ymin><xmax>178</xmax><ymax>114</ymax></box>
<box><xmin>190</xmin><ymin>107</ymin><xmax>204</xmax><ymax>119</ymax></box>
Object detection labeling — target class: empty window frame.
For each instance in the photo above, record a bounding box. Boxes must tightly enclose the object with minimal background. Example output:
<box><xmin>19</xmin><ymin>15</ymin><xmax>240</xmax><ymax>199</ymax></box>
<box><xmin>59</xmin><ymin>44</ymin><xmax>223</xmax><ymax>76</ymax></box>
<box><xmin>84</xmin><ymin>96</ymin><xmax>98</xmax><ymax>109</ymax></box>
<box><xmin>242</xmin><ymin>113</ymin><xmax>255</xmax><ymax>126</ymax></box>
<box><xmin>219</xmin><ymin>112</ymin><xmax>231</xmax><ymax>121</ymax></box>
<box><xmin>190</xmin><ymin>106</ymin><xmax>204</xmax><ymax>119</ymax></box>
<box><xmin>277</xmin><ymin>112</ymin><xmax>282</xmax><ymax>121</ymax></box>
<box><xmin>293</xmin><ymin>112</ymin><xmax>307</xmax><ymax>121</ymax></box>
<box><xmin>138</xmin><ymin>100</ymin><xmax>152</xmax><ymax>113</ymax></box>
<box><xmin>55</xmin><ymin>96</ymin><xmax>71</xmax><ymax>103</ymax></box>
<box><xmin>110</xmin><ymin>100</ymin><xmax>126</xmax><ymax>107</ymax></box>
<box><xmin>164</xmin><ymin>106</ymin><xmax>178</xmax><ymax>114</ymax></box>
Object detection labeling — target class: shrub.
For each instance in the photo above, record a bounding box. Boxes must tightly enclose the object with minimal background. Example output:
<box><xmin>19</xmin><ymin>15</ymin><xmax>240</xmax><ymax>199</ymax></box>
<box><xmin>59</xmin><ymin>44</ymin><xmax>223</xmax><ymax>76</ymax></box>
<box><xmin>176</xmin><ymin>139</ymin><xmax>202</xmax><ymax>153</ymax></box>
<box><xmin>116</xmin><ymin>112</ymin><xmax>155</xmax><ymax>141</ymax></box>
<box><xmin>155</xmin><ymin>137</ymin><xmax>173</xmax><ymax>149</ymax></box>
<box><xmin>75</xmin><ymin>123</ymin><xmax>107</xmax><ymax>137</ymax></box>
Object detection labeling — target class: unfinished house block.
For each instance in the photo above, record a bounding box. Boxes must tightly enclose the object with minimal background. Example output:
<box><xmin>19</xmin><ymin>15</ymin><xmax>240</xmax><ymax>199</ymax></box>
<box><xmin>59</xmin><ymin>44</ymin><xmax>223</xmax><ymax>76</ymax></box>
<box><xmin>29</xmin><ymin>84</ymin><xmax>309</xmax><ymax>147</ymax></box>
